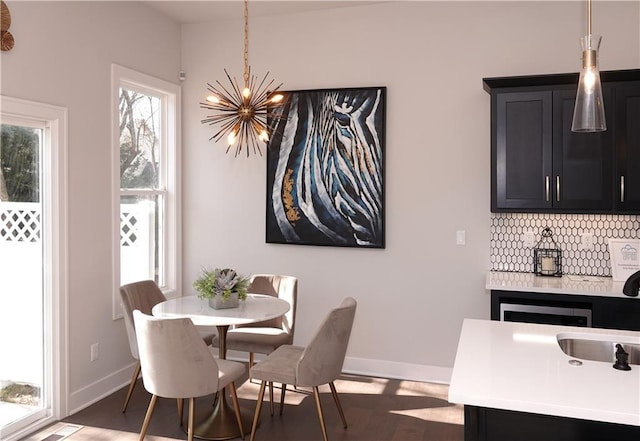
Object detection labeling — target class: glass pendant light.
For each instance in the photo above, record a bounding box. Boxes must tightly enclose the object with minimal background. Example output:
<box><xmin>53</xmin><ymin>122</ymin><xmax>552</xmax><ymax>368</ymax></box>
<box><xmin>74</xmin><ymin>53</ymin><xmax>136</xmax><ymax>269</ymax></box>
<box><xmin>571</xmin><ymin>0</ymin><xmax>606</xmax><ymax>132</ymax></box>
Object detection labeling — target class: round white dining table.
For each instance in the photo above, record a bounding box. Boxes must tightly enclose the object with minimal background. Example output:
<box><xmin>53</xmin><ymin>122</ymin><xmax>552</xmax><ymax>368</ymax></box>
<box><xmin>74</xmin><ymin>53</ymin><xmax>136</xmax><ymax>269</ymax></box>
<box><xmin>152</xmin><ymin>294</ymin><xmax>290</xmax><ymax>440</ymax></box>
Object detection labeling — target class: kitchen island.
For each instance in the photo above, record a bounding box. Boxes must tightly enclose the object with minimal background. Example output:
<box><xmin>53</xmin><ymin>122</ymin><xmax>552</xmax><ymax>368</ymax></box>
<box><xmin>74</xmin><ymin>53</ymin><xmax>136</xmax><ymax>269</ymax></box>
<box><xmin>448</xmin><ymin>319</ymin><xmax>640</xmax><ymax>441</ymax></box>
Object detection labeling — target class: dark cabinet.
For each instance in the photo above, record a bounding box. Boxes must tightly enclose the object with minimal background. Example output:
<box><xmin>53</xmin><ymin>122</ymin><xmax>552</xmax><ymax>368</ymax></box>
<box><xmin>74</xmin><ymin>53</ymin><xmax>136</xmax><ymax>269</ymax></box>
<box><xmin>485</xmin><ymin>69</ymin><xmax>640</xmax><ymax>214</ymax></box>
<box><xmin>593</xmin><ymin>296</ymin><xmax>640</xmax><ymax>330</ymax></box>
<box><xmin>552</xmin><ymin>88</ymin><xmax>613</xmax><ymax>211</ymax></box>
<box><xmin>614</xmin><ymin>83</ymin><xmax>640</xmax><ymax>211</ymax></box>
<box><xmin>490</xmin><ymin>289</ymin><xmax>640</xmax><ymax>332</ymax></box>
<box><xmin>492</xmin><ymin>90</ymin><xmax>553</xmax><ymax>210</ymax></box>
<box><xmin>465</xmin><ymin>406</ymin><xmax>640</xmax><ymax>441</ymax></box>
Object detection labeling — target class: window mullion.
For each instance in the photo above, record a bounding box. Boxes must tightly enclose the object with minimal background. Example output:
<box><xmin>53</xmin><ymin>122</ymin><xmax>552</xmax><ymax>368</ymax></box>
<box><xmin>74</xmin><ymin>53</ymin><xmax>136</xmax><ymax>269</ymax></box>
<box><xmin>120</xmin><ymin>189</ymin><xmax>166</xmax><ymax>196</ymax></box>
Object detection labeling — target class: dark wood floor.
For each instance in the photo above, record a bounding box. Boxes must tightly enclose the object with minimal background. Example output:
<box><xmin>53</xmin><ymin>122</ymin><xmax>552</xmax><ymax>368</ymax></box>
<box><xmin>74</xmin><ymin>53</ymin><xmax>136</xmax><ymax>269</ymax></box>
<box><xmin>24</xmin><ymin>369</ymin><xmax>464</xmax><ymax>441</ymax></box>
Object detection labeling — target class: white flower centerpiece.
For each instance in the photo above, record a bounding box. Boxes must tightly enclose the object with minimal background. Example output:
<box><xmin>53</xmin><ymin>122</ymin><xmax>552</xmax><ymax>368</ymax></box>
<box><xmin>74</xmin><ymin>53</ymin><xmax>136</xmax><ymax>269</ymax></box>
<box><xmin>193</xmin><ymin>267</ymin><xmax>250</xmax><ymax>309</ymax></box>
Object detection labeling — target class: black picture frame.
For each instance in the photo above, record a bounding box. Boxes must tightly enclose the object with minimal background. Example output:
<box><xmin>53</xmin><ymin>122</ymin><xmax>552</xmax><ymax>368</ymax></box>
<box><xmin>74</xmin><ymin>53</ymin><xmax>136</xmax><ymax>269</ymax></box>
<box><xmin>266</xmin><ymin>86</ymin><xmax>386</xmax><ymax>248</ymax></box>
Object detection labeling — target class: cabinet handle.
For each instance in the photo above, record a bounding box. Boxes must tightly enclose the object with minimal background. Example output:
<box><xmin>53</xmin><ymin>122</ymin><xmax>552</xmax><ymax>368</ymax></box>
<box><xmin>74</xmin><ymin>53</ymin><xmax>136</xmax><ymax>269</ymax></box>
<box><xmin>621</xmin><ymin>176</ymin><xmax>625</xmax><ymax>203</ymax></box>
<box><xmin>556</xmin><ymin>176</ymin><xmax>560</xmax><ymax>202</ymax></box>
<box><xmin>545</xmin><ymin>176</ymin><xmax>550</xmax><ymax>202</ymax></box>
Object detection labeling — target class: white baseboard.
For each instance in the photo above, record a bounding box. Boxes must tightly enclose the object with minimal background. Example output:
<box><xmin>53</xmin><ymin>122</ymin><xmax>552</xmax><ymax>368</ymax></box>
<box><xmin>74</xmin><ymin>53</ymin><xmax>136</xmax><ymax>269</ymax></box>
<box><xmin>67</xmin><ymin>363</ymin><xmax>135</xmax><ymax>415</ymax></box>
<box><xmin>342</xmin><ymin>356</ymin><xmax>452</xmax><ymax>384</ymax></box>
<box><xmin>228</xmin><ymin>350</ymin><xmax>452</xmax><ymax>384</ymax></box>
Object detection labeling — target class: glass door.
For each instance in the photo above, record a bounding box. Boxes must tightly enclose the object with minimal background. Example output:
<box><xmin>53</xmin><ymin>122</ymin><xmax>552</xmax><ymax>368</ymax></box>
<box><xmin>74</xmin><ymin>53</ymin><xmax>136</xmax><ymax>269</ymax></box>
<box><xmin>0</xmin><ymin>121</ymin><xmax>48</xmax><ymax>438</ymax></box>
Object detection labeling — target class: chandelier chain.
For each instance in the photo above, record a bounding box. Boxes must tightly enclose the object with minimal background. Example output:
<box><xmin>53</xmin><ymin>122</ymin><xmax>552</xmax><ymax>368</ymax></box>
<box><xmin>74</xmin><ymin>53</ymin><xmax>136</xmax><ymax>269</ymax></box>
<box><xmin>243</xmin><ymin>0</ymin><xmax>249</xmax><ymax>88</ymax></box>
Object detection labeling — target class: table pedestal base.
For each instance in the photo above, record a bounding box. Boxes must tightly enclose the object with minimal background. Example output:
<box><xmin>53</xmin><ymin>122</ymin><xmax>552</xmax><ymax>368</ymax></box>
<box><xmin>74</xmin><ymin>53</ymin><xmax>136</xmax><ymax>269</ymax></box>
<box><xmin>190</xmin><ymin>393</ymin><xmax>256</xmax><ymax>440</ymax></box>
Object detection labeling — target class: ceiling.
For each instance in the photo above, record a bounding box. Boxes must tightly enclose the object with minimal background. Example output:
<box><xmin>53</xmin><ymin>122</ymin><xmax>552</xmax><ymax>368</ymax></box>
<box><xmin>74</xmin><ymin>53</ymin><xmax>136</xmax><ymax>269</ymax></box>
<box><xmin>142</xmin><ymin>1</ymin><xmax>386</xmax><ymax>24</ymax></box>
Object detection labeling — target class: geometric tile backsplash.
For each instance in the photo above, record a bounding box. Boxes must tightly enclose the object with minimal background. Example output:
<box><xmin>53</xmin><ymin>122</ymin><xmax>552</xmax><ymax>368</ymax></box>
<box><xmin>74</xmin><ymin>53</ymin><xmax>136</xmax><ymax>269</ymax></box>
<box><xmin>490</xmin><ymin>213</ymin><xmax>640</xmax><ymax>276</ymax></box>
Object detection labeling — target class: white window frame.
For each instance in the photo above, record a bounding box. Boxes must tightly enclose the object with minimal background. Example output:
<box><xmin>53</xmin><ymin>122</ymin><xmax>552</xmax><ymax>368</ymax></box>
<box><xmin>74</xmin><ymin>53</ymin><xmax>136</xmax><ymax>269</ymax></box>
<box><xmin>0</xmin><ymin>95</ymin><xmax>69</xmax><ymax>440</ymax></box>
<box><xmin>111</xmin><ymin>65</ymin><xmax>181</xmax><ymax>319</ymax></box>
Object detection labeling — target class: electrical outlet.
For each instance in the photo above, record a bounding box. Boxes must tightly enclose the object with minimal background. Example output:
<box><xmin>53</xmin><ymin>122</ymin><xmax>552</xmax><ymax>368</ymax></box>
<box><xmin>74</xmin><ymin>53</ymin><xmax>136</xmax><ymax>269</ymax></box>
<box><xmin>90</xmin><ymin>343</ymin><xmax>99</xmax><ymax>362</ymax></box>
<box><xmin>580</xmin><ymin>233</ymin><xmax>595</xmax><ymax>251</ymax></box>
<box><xmin>523</xmin><ymin>231</ymin><xmax>536</xmax><ymax>248</ymax></box>
<box><xmin>456</xmin><ymin>230</ymin><xmax>466</xmax><ymax>245</ymax></box>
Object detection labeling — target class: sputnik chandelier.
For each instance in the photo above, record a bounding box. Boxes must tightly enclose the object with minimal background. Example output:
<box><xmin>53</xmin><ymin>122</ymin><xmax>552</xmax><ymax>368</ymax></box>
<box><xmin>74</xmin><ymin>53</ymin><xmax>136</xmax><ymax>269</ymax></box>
<box><xmin>200</xmin><ymin>0</ymin><xmax>285</xmax><ymax>157</ymax></box>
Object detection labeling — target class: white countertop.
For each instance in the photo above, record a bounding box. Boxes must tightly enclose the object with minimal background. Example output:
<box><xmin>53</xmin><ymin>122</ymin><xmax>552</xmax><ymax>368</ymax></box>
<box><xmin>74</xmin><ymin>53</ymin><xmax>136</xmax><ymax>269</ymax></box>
<box><xmin>448</xmin><ymin>319</ymin><xmax>640</xmax><ymax>426</ymax></box>
<box><xmin>486</xmin><ymin>271</ymin><xmax>631</xmax><ymax>298</ymax></box>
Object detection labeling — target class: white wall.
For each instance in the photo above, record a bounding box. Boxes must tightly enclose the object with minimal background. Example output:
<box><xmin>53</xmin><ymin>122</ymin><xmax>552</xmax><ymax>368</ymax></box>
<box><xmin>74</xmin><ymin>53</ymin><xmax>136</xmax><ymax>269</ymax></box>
<box><xmin>0</xmin><ymin>1</ymin><xmax>182</xmax><ymax>412</ymax></box>
<box><xmin>1</xmin><ymin>0</ymin><xmax>638</xmax><ymax>417</ymax></box>
<box><xmin>181</xmin><ymin>1</ymin><xmax>640</xmax><ymax>381</ymax></box>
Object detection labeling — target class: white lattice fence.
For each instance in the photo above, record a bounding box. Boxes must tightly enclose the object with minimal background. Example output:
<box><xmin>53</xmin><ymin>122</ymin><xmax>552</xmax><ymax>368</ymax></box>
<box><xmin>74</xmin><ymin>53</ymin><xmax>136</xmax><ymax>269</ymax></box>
<box><xmin>0</xmin><ymin>202</ymin><xmax>43</xmax><ymax>386</ymax></box>
<box><xmin>120</xmin><ymin>201</ymin><xmax>155</xmax><ymax>284</ymax></box>
<box><xmin>0</xmin><ymin>202</ymin><xmax>41</xmax><ymax>243</ymax></box>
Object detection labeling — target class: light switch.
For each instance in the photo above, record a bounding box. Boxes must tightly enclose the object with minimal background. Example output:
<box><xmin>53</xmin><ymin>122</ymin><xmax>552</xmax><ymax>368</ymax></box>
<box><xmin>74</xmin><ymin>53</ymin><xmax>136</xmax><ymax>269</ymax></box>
<box><xmin>456</xmin><ymin>230</ymin><xmax>466</xmax><ymax>245</ymax></box>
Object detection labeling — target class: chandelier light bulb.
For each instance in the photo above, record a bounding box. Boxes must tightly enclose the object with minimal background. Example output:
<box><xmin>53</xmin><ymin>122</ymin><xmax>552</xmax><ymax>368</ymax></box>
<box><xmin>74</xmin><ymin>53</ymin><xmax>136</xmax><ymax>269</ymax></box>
<box><xmin>206</xmin><ymin>95</ymin><xmax>220</xmax><ymax>104</ymax></box>
<box><xmin>270</xmin><ymin>94</ymin><xmax>284</xmax><ymax>104</ymax></box>
<box><xmin>242</xmin><ymin>87</ymin><xmax>251</xmax><ymax>99</ymax></box>
<box><xmin>227</xmin><ymin>131</ymin><xmax>237</xmax><ymax>146</ymax></box>
<box><xmin>259</xmin><ymin>130</ymin><xmax>269</xmax><ymax>142</ymax></box>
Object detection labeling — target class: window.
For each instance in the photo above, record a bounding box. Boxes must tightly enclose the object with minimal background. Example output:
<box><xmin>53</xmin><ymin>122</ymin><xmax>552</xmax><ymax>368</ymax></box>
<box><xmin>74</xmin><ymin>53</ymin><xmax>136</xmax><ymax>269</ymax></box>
<box><xmin>111</xmin><ymin>65</ymin><xmax>180</xmax><ymax>318</ymax></box>
<box><xmin>0</xmin><ymin>96</ymin><xmax>68</xmax><ymax>440</ymax></box>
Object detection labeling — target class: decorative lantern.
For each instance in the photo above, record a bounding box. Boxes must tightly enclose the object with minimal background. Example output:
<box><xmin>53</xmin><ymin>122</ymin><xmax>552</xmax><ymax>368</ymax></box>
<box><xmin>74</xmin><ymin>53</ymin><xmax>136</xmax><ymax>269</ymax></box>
<box><xmin>533</xmin><ymin>227</ymin><xmax>562</xmax><ymax>277</ymax></box>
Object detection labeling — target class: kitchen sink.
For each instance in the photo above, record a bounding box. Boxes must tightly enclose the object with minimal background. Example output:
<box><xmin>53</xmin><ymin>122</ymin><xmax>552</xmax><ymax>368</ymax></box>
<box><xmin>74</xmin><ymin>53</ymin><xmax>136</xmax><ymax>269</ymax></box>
<box><xmin>557</xmin><ymin>336</ymin><xmax>640</xmax><ymax>365</ymax></box>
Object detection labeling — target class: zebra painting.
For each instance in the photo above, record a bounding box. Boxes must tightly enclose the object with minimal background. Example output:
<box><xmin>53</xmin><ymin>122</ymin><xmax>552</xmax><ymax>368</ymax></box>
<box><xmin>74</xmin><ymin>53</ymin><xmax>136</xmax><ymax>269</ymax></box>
<box><xmin>266</xmin><ymin>87</ymin><xmax>386</xmax><ymax>248</ymax></box>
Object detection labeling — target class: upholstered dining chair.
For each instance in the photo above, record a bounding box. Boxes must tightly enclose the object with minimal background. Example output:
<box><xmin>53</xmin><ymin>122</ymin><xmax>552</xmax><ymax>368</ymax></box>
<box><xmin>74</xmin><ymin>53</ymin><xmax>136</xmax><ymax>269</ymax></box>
<box><xmin>119</xmin><ymin>280</ymin><xmax>216</xmax><ymax>413</ymax></box>
<box><xmin>214</xmin><ymin>274</ymin><xmax>298</xmax><ymax>369</ymax></box>
<box><xmin>248</xmin><ymin>297</ymin><xmax>357</xmax><ymax>441</ymax></box>
<box><xmin>132</xmin><ymin>310</ymin><xmax>246</xmax><ymax>441</ymax></box>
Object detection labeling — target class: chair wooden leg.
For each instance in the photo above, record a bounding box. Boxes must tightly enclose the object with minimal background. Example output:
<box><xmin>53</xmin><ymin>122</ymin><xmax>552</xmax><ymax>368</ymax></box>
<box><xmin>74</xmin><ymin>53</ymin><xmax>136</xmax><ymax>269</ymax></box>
<box><xmin>312</xmin><ymin>386</ymin><xmax>329</xmax><ymax>441</ymax></box>
<box><xmin>329</xmin><ymin>381</ymin><xmax>347</xmax><ymax>428</ymax></box>
<box><xmin>229</xmin><ymin>382</ymin><xmax>245</xmax><ymax>439</ymax></box>
<box><xmin>249</xmin><ymin>352</ymin><xmax>256</xmax><ymax>382</ymax></box>
<box><xmin>268</xmin><ymin>381</ymin><xmax>274</xmax><ymax>416</ymax></box>
<box><xmin>177</xmin><ymin>398</ymin><xmax>184</xmax><ymax>426</ymax></box>
<box><xmin>138</xmin><ymin>394</ymin><xmax>158</xmax><ymax>441</ymax></box>
<box><xmin>187</xmin><ymin>397</ymin><xmax>195</xmax><ymax>441</ymax></box>
<box><xmin>279</xmin><ymin>384</ymin><xmax>287</xmax><ymax>416</ymax></box>
<box><xmin>249</xmin><ymin>381</ymin><xmax>267</xmax><ymax>441</ymax></box>
<box><xmin>122</xmin><ymin>361</ymin><xmax>141</xmax><ymax>412</ymax></box>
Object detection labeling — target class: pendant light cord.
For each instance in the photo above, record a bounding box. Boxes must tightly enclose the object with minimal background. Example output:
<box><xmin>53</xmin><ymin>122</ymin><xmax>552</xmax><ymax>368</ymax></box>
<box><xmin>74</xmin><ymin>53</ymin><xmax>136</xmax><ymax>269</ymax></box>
<box><xmin>243</xmin><ymin>0</ymin><xmax>249</xmax><ymax>89</ymax></box>
<box><xmin>587</xmin><ymin>0</ymin><xmax>591</xmax><ymax>36</ymax></box>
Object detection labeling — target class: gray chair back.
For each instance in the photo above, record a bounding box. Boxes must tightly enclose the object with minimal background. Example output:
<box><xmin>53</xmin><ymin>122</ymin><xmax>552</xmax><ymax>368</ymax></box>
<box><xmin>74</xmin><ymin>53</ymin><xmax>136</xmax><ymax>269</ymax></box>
<box><xmin>120</xmin><ymin>280</ymin><xmax>167</xmax><ymax>360</ymax></box>
<box><xmin>296</xmin><ymin>297</ymin><xmax>357</xmax><ymax>386</ymax></box>
<box><xmin>241</xmin><ymin>274</ymin><xmax>298</xmax><ymax>335</ymax></box>
<box><xmin>133</xmin><ymin>310</ymin><xmax>220</xmax><ymax>399</ymax></box>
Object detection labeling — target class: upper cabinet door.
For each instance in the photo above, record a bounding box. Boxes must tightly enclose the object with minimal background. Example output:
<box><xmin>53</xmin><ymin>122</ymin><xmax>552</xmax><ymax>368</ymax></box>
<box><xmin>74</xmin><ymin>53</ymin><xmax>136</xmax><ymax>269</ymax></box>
<box><xmin>492</xmin><ymin>90</ymin><xmax>553</xmax><ymax>211</ymax></box>
<box><xmin>614</xmin><ymin>84</ymin><xmax>640</xmax><ymax>212</ymax></box>
<box><xmin>552</xmin><ymin>88</ymin><xmax>613</xmax><ymax>212</ymax></box>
